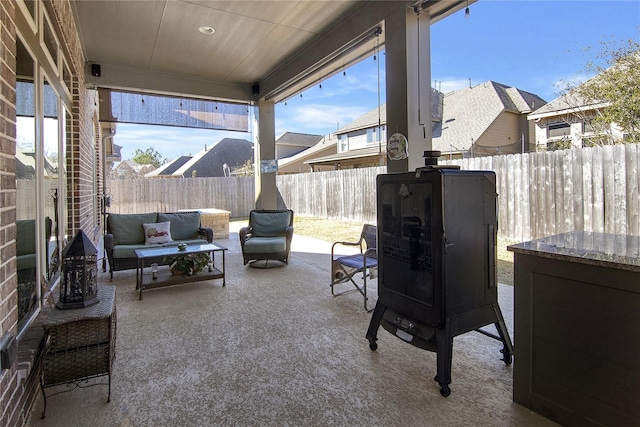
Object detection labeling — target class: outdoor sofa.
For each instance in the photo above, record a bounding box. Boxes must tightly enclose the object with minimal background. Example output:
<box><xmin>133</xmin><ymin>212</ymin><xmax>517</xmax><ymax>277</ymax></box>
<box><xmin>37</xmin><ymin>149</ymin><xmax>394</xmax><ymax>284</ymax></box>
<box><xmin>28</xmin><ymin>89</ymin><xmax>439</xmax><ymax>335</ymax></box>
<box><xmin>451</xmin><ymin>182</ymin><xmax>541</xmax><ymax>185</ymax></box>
<box><xmin>105</xmin><ymin>211</ymin><xmax>213</xmax><ymax>279</ymax></box>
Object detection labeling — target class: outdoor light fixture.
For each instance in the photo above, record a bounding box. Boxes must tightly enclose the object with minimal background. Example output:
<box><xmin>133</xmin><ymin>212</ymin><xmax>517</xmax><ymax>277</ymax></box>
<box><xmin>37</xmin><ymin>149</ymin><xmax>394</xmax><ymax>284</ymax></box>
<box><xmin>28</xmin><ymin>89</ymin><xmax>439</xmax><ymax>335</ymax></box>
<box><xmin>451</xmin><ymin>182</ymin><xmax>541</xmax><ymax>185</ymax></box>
<box><xmin>465</xmin><ymin>0</ymin><xmax>470</xmax><ymax>18</ymax></box>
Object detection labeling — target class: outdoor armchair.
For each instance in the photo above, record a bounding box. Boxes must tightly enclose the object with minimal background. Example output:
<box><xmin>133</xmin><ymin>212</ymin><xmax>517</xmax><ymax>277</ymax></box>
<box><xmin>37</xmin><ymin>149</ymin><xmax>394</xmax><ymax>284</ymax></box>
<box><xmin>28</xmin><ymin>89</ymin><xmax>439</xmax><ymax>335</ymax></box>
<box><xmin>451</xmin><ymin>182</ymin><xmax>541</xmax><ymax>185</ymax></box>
<box><xmin>239</xmin><ymin>209</ymin><xmax>294</xmax><ymax>267</ymax></box>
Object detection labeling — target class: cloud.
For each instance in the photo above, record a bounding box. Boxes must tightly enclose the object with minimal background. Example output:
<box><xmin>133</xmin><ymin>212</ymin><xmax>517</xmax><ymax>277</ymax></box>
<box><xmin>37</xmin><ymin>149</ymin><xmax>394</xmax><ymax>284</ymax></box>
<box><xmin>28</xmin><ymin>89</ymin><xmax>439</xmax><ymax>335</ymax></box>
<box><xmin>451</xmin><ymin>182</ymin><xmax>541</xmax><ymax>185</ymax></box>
<box><xmin>313</xmin><ymin>70</ymin><xmax>385</xmax><ymax>99</ymax></box>
<box><xmin>433</xmin><ymin>78</ymin><xmax>474</xmax><ymax>94</ymax></box>
<box><xmin>276</xmin><ymin>104</ymin><xmax>370</xmax><ymax>135</ymax></box>
<box><xmin>550</xmin><ymin>72</ymin><xmax>592</xmax><ymax>92</ymax></box>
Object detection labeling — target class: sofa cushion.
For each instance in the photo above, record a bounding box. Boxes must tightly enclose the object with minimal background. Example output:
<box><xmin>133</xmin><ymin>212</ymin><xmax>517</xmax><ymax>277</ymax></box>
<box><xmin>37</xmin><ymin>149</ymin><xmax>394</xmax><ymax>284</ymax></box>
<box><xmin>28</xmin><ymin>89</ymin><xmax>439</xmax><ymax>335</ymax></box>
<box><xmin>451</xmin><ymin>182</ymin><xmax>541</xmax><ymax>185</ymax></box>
<box><xmin>251</xmin><ymin>212</ymin><xmax>291</xmax><ymax>237</ymax></box>
<box><xmin>158</xmin><ymin>212</ymin><xmax>201</xmax><ymax>241</ymax></box>
<box><xmin>109</xmin><ymin>213</ymin><xmax>158</xmax><ymax>245</ymax></box>
<box><xmin>143</xmin><ymin>221</ymin><xmax>173</xmax><ymax>245</ymax></box>
<box><xmin>243</xmin><ymin>237</ymin><xmax>287</xmax><ymax>254</ymax></box>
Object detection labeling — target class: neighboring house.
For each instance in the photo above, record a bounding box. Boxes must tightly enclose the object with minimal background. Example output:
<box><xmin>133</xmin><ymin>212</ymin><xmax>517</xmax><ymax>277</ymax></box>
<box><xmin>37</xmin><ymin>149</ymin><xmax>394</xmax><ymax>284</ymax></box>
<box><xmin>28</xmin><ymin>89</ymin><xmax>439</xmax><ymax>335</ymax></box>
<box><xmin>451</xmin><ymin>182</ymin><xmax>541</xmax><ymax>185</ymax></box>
<box><xmin>432</xmin><ymin>81</ymin><xmax>546</xmax><ymax>158</ymax></box>
<box><xmin>306</xmin><ymin>104</ymin><xmax>388</xmax><ymax>171</ymax></box>
<box><xmin>16</xmin><ymin>150</ymin><xmax>58</xmax><ymax>179</ymax></box>
<box><xmin>277</xmin><ymin>134</ymin><xmax>338</xmax><ymax>174</ymax></box>
<box><xmin>171</xmin><ymin>138</ymin><xmax>253</xmax><ymax>178</ymax></box>
<box><xmin>145</xmin><ymin>156</ymin><xmax>192</xmax><ymax>178</ymax></box>
<box><xmin>305</xmin><ymin>82</ymin><xmax>545</xmax><ymax>169</ymax></box>
<box><xmin>528</xmin><ymin>92</ymin><xmax>622</xmax><ymax>151</ymax></box>
<box><xmin>102</xmin><ymin>119</ymin><xmax>320</xmax><ymax>179</ymax></box>
<box><xmin>276</xmin><ymin>132</ymin><xmax>323</xmax><ymax>159</ymax></box>
<box><xmin>110</xmin><ymin>160</ymin><xmax>155</xmax><ymax>179</ymax></box>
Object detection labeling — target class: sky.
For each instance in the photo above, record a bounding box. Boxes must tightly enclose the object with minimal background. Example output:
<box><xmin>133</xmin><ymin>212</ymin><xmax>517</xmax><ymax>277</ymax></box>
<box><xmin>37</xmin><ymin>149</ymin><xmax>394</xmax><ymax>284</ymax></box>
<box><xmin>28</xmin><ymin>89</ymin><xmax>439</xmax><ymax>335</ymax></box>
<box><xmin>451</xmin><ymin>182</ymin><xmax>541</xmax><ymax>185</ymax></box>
<box><xmin>114</xmin><ymin>0</ymin><xmax>640</xmax><ymax>162</ymax></box>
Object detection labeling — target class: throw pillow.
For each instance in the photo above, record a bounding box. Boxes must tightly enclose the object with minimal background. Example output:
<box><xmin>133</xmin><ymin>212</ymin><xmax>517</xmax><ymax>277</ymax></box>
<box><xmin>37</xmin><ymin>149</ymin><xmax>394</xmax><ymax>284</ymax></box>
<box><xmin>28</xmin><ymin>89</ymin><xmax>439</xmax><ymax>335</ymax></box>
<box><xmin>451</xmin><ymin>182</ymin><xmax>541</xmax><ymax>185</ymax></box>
<box><xmin>143</xmin><ymin>221</ymin><xmax>173</xmax><ymax>245</ymax></box>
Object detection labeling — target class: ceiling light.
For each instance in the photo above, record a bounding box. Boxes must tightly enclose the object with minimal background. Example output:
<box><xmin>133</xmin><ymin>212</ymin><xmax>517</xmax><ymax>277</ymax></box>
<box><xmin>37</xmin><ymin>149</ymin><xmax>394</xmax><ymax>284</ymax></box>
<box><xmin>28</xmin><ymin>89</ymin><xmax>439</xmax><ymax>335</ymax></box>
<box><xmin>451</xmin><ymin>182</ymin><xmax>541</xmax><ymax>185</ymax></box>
<box><xmin>199</xmin><ymin>26</ymin><xmax>215</xmax><ymax>35</ymax></box>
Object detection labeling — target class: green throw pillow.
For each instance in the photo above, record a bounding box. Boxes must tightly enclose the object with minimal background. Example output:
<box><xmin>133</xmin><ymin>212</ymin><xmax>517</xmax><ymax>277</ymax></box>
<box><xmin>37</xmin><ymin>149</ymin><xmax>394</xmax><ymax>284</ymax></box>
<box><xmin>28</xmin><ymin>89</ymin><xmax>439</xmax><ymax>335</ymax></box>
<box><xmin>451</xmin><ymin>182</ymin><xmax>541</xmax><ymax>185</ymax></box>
<box><xmin>158</xmin><ymin>212</ymin><xmax>201</xmax><ymax>240</ymax></box>
<box><xmin>108</xmin><ymin>213</ymin><xmax>158</xmax><ymax>245</ymax></box>
<box><xmin>251</xmin><ymin>211</ymin><xmax>291</xmax><ymax>237</ymax></box>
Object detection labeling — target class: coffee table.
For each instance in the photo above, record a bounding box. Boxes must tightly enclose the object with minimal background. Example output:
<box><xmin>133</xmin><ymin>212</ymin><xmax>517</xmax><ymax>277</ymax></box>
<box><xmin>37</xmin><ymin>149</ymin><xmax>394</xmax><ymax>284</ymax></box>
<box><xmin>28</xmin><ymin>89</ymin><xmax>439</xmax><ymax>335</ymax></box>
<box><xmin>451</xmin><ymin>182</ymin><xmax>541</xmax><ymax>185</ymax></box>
<box><xmin>134</xmin><ymin>243</ymin><xmax>227</xmax><ymax>300</ymax></box>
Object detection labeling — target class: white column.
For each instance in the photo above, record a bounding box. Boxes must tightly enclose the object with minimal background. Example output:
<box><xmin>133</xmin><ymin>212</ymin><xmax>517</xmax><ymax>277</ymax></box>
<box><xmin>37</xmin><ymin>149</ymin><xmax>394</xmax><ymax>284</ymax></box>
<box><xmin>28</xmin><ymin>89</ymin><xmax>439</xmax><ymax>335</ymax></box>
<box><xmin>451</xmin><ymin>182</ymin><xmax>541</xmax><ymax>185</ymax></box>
<box><xmin>254</xmin><ymin>100</ymin><xmax>277</xmax><ymax>210</ymax></box>
<box><xmin>385</xmin><ymin>7</ymin><xmax>432</xmax><ymax>172</ymax></box>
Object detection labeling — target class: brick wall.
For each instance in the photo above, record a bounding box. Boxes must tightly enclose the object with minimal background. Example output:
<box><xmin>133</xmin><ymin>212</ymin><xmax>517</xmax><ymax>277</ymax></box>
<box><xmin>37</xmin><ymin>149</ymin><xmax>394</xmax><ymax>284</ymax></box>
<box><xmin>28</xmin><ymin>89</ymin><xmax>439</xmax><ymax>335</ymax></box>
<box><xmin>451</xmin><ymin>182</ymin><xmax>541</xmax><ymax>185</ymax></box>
<box><xmin>0</xmin><ymin>1</ymin><xmax>100</xmax><ymax>426</ymax></box>
<box><xmin>0</xmin><ymin>0</ymin><xmax>19</xmax><ymax>425</ymax></box>
<box><xmin>48</xmin><ymin>1</ymin><xmax>102</xmax><ymax>240</ymax></box>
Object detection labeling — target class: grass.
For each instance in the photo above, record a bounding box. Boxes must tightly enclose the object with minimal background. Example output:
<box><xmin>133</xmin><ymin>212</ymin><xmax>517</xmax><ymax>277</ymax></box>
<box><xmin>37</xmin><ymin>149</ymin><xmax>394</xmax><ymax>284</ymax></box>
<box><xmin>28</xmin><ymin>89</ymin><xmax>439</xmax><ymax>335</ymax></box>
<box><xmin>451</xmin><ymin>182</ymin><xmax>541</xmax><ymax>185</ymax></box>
<box><xmin>231</xmin><ymin>216</ymin><xmax>515</xmax><ymax>286</ymax></box>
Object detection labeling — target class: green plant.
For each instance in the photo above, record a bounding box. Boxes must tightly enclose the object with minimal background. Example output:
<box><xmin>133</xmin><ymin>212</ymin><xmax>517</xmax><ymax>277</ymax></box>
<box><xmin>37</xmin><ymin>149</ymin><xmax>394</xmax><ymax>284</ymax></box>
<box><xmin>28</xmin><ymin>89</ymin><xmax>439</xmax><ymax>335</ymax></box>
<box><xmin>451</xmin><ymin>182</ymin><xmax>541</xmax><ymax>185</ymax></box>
<box><xmin>163</xmin><ymin>252</ymin><xmax>210</xmax><ymax>276</ymax></box>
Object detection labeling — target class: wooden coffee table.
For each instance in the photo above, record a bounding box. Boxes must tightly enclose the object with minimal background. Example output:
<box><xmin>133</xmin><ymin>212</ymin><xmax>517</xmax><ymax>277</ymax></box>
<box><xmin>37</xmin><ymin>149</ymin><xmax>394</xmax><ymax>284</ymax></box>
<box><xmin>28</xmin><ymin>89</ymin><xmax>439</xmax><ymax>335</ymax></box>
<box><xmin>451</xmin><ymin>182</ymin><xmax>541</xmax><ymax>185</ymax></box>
<box><xmin>134</xmin><ymin>243</ymin><xmax>227</xmax><ymax>300</ymax></box>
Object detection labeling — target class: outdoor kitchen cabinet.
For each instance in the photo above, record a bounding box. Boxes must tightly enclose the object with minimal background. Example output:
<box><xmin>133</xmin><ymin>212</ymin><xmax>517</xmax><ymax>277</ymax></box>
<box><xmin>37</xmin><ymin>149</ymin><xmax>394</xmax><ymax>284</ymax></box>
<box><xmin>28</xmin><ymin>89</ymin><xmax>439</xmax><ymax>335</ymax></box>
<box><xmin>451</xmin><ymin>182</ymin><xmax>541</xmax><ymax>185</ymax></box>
<box><xmin>40</xmin><ymin>285</ymin><xmax>116</xmax><ymax>418</ymax></box>
<box><xmin>509</xmin><ymin>232</ymin><xmax>640</xmax><ymax>427</ymax></box>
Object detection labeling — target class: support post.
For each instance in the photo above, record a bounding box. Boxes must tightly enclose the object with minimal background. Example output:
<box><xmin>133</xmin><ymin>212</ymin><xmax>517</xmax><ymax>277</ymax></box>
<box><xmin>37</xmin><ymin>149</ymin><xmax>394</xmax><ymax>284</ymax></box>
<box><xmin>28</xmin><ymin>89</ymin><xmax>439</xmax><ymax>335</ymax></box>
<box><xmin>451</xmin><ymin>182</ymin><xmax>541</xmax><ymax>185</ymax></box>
<box><xmin>254</xmin><ymin>100</ymin><xmax>278</xmax><ymax>210</ymax></box>
<box><xmin>385</xmin><ymin>7</ymin><xmax>433</xmax><ymax>172</ymax></box>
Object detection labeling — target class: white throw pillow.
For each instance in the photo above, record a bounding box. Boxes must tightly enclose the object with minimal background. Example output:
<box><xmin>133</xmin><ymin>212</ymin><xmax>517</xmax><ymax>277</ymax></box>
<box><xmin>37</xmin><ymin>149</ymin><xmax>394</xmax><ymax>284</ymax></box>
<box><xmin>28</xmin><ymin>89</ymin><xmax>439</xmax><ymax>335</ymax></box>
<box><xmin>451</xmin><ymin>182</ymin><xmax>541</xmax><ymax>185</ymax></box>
<box><xmin>143</xmin><ymin>221</ymin><xmax>173</xmax><ymax>245</ymax></box>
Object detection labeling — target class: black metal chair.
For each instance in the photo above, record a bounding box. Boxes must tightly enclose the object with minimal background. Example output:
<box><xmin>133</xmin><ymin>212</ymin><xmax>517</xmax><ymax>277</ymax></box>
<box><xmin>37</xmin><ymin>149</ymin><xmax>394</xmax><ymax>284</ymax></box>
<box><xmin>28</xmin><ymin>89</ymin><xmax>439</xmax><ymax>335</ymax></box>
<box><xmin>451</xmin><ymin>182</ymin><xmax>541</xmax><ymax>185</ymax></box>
<box><xmin>330</xmin><ymin>224</ymin><xmax>377</xmax><ymax>311</ymax></box>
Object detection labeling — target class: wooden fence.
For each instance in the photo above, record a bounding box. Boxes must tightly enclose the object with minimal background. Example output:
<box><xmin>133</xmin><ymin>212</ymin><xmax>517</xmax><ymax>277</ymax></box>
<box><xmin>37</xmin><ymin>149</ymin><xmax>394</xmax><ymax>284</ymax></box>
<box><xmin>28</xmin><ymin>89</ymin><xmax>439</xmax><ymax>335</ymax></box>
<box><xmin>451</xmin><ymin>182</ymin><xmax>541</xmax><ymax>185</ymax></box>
<box><xmin>443</xmin><ymin>143</ymin><xmax>640</xmax><ymax>241</ymax></box>
<box><xmin>276</xmin><ymin>167</ymin><xmax>383</xmax><ymax>223</ymax></box>
<box><xmin>107</xmin><ymin>176</ymin><xmax>255</xmax><ymax>217</ymax></box>
<box><xmin>107</xmin><ymin>144</ymin><xmax>640</xmax><ymax>242</ymax></box>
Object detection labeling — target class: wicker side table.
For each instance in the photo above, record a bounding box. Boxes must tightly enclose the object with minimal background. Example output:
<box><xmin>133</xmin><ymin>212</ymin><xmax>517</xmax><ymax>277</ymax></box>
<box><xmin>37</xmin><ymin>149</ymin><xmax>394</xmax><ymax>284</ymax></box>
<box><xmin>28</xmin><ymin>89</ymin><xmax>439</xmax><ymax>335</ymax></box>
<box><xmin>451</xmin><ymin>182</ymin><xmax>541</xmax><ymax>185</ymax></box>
<box><xmin>40</xmin><ymin>285</ymin><xmax>116</xmax><ymax>418</ymax></box>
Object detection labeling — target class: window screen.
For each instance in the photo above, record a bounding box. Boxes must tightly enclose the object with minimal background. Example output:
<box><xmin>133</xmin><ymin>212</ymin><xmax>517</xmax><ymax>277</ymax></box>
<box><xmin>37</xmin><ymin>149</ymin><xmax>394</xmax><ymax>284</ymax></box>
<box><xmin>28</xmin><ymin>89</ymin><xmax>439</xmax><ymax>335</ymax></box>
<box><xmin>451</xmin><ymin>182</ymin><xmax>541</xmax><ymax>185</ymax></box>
<box><xmin>102</xmin><ymin>90</ymin><xmax>249</xmax><ymax>132</ymax></box>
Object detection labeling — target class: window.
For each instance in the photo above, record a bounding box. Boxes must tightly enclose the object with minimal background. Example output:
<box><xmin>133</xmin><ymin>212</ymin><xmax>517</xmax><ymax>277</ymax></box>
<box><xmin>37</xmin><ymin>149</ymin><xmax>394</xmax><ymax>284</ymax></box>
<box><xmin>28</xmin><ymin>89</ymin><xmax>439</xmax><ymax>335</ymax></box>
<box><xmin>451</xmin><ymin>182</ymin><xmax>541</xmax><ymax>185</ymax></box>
<box><xmin>15</xmin><ymin>38</ymin><xmax>38</xmax><ymax>332</ymax></box>
<box><xmin>106</xmin><ymin>90</ymin><xmax>249</xmax><ymax>131</ymax></box>
<box><xmin>583</xmin><ymin>121</ymin><xmax>595</xmax><ymax>133</ymax></box>
<box><xmin>62</xmin><ymin>58</ymin><xmax>72</xmax><ymax>99</ymax></box>
<box><xmin>367</xmin><ymin>128</ymin><xmax>375</xmax><ymax>144</ymax></box>
<box><xmin>15</xmin><ymin>27</ymin><xmax>70</xmax><ymax>337</ymax></box>
<box><xmin>17</xmin><ymin>0</ymin><xmax>37</xmax><ymax>32</ymax></box>
<box><xmin>338</xmin><ymin>135</ymin><xmax>348</xmax><ymax>152</ymax></box>
<box><xmin>41</xmin><ymin>9</ymin><xmax>59</xmax><ymax>73</ymax></box>
<box><xmin>548</xmin><ymin>122</ymin><xmax>570</xmax><ymax>139</ymax></box>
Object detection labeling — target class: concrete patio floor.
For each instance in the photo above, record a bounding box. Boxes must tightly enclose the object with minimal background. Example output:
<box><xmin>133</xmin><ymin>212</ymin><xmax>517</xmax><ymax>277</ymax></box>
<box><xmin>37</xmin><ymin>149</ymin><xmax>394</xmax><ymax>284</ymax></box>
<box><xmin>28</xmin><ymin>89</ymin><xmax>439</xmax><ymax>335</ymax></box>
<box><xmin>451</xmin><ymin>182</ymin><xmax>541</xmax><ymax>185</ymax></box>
<box><xmin>27</xmin><ymin>230</ymin><xmax>557</xmax><ymax>426</ymax></box>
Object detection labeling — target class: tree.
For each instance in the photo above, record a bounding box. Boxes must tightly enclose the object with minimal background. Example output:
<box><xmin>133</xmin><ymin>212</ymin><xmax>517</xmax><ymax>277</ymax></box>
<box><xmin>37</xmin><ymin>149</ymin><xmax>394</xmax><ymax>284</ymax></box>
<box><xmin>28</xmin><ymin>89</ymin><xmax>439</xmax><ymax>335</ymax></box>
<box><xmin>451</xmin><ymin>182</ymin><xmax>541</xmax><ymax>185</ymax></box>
<box><xmin>233</xmin><ymin>159</ymin><xmax>254</xmax><ymax>177</ymax></box>
<box><xmin>559</xmin><ymin>36</ymin><xmax>640</xmax><ymax>145</ymax></box>
<box><xmin>132</xmin><ymin>147</ymin><xmax>165</xmax><ymax>168</ymax></box>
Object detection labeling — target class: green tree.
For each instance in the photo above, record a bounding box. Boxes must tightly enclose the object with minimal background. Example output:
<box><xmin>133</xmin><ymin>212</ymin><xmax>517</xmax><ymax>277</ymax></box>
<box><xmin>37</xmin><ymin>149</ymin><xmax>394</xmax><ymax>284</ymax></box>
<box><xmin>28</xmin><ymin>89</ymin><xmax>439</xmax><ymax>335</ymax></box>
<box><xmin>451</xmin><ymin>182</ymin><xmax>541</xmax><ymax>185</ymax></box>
<box><xmin>132</xmin><ymin>147</ymin><xmax>165</xmax><ymax>168</ymax></box>
<box><xmin>234</xmin><ymin>159</ymin><xmax>254</xmax><ymax>177</ymax></box>
<box><xmin>560</xmin><ymin>36</ymin><xmax>640</xmax><ymax>144</ymax></box>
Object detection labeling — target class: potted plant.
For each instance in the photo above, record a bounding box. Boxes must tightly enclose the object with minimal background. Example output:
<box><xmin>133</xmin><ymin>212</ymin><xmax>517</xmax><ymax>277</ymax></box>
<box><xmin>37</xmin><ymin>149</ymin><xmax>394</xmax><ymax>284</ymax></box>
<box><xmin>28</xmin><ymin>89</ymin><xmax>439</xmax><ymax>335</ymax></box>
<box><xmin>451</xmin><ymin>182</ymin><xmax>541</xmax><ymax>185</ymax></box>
<box><xmin>163</xmin><ymin>252</ymin><xmax>210</xmax><ymax>276</ymax></box>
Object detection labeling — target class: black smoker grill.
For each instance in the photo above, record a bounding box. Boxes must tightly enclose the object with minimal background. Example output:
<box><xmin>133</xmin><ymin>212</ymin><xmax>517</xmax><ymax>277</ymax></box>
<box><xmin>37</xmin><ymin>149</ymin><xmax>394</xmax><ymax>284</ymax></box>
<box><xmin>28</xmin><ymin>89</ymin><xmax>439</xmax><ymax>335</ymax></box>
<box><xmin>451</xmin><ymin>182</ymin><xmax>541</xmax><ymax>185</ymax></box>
<box><xmin>366</xmin><ymin>152</ymin><xmax>513</xmax><ymax>396</ymax></box>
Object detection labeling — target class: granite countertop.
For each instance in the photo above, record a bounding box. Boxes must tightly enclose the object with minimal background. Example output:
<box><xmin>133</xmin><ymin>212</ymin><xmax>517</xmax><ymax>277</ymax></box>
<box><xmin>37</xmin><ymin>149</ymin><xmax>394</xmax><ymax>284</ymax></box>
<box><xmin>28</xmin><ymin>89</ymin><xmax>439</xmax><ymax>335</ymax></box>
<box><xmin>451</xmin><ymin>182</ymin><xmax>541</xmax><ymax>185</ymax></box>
<box><xmin>507</xmin><ymin>231</ymin><xmax>640</xmax><ymax>273</ymax></box>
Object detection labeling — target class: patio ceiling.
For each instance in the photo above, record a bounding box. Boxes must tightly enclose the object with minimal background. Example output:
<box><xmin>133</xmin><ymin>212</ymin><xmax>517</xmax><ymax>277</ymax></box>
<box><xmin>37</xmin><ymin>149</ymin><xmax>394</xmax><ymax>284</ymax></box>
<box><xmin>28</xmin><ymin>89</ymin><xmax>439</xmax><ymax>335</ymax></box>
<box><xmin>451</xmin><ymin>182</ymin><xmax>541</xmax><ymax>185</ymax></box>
<box><xmin>73</xmin><ymin>0</ymin><xmax>472</xmax><ymax>103</ymax></box>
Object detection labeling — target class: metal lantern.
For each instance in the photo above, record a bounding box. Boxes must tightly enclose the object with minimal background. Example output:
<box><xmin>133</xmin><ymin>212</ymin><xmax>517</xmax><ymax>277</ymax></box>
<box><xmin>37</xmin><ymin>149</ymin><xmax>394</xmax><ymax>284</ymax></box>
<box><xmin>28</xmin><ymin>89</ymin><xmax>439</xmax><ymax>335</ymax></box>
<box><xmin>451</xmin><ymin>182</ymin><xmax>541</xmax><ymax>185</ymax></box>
<box><xmin>57</xmin><ymin>230</ymin><xmax>99</xmax><ymax>309</ymax></box>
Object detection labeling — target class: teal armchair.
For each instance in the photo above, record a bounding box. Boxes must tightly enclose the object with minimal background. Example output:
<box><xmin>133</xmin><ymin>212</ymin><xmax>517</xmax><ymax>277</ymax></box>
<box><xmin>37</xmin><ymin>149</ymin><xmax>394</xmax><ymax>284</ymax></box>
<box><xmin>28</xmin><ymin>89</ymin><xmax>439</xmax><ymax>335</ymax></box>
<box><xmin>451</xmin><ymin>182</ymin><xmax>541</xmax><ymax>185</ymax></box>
<box><xmin>239</xmin><ymin>210</ymin><xmax>294</xmax><ymax>266</ymax></box>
